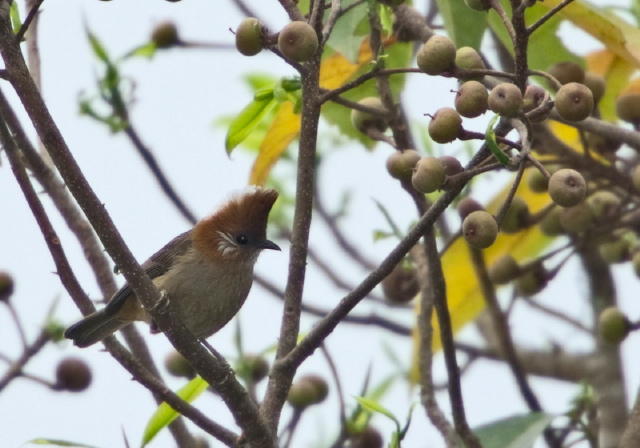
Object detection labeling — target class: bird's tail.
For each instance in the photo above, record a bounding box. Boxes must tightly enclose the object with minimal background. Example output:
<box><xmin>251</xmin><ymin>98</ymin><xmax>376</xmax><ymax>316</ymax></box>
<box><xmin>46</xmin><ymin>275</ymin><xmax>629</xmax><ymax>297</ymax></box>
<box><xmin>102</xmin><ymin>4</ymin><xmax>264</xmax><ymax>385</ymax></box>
<box><xmin>64</xmin><ymin>309</ymin><xmax>130</xmax><ymax>348</ymax></box>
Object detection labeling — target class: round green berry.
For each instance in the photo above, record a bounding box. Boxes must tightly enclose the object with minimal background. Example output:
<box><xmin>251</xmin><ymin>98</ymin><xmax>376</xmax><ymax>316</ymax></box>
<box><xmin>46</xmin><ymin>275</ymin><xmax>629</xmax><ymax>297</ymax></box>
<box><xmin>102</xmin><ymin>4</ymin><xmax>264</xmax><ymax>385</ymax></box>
<box><xmin>548</xmin><ymin>168</ymin><xmax>586</xmax><ymax>207</ymax></box>
<box><xmin>416</xmin><ymin>35</ymin><xmax>456</xmax><ymax>76</ymax></box>
<box><xmin>428</xmin><ymin>107</ymin><xmax>462</xmax><ymax>144</ymax></box>
<box><xmin>555</xmin><ymin>82</ymin><xmax>594</xmax><ymax>122</ymax></box>
<box><xmin>235</xmin><ymin>18</ymin><xmax>264</xmax><ymax>56</ymax></box>
<box><xmin>488</xmin><ymin>254</ymin><xmax>521</xmax><ymax>285</ymax></box>
<box><xmin>598</xmin><ymin>307</ymin><xmax>630</xmax><ymax>344</ymax></box>
<box><xmin>455</xmin><ymin>81</ymin><xmax>488</xmax><ymax>118</ymax></box>
<box><xmin>462</xmin><ymin>210</ymin><xmax>498</xmax><ymax>249</ymax></box>
<box><xmin>351</xmin><ymin>97</ymin><xmax>389</xmax><ymax>135</ymax></box>
<box><xmin>412</xmin><ymin>156</ymin><xmax>446</xmax><ymax>193</ymax></box>
<box><xmin>488</xmin><ymin>83</ymin><xmax>523</xmax><ymax>117</ymax></box>
<box><xmin>386</xmin><ymin>149</ymin><xmax>421</xmax><ymax>181</ymax></box>
<box><xmin>278</xmin><ymin>21</ymin><xmax>319</xmax><ymax>63</ymax></box>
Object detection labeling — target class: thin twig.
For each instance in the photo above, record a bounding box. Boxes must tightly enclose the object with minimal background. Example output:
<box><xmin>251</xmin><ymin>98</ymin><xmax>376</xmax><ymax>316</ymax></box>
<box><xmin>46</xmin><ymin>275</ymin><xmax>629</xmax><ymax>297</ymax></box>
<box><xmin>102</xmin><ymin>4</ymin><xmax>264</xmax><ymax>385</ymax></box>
<box><xmin>124</xmin><ymin>126</ymin><xmax>197</xmax><ymax>225</ymax></box>
<box><xmin>320</xmin><ymin>344</ymin><xmax>347</xmax><ymax>430</ymax></box>
<box><xmin>527</xmin><ymin>0</ymin><xmax>577</xmax><ymax>35</ymax></box>
<box><xmin>14</xmin><ymin>0</ymin><xmax>44</xmax><ymax>43</ymax></box>
<box><xmin>254</xmin><ymin>273</ymin><xmax>412</xmax><ymax>336</ymax></box>
<box><xmin>468</xmin><ymin>246</ymin><xmax>561</xmax><ymax>448</ymax></box>
<box><xmin>412</xmin><ymin>243</ymin><xmax>458</xmax><ymax>447</ymax></box>
<box><xmin>0</xmin><ymin>329</ymin><xmax>49</xmax><ymax>393</ymax></box>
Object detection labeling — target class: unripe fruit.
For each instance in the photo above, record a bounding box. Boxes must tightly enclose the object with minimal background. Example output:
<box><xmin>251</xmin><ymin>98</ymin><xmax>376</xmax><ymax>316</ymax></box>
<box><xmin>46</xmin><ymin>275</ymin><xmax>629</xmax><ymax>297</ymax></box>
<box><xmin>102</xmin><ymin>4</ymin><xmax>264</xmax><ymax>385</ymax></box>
<box><xmin>488</xmin><ymin>254</ymin><xmax>521</xmax><ymax>285</ymax></box>
<box><xmin>515</xmin><ymin>265</ymin><xmax>548</xmax><ymax>297</ymax></box>
<box><xmin>559</xmin><ymin>202</ymin><xmax>593</xmax><ymax>233</ymax></box>
<box><xmin>237</xmin><ymin>354</ymin><xmax>269</xmax><ymax>383</ymax></box>
<box><xmin>412</xmin><ymin>156</ymin><xmax>446</xmax><ymax>193</ymax></box>
<box><xmin>455</xmin><ymin>81</ymin><xmax>488</xmax><ymax>118</ymax></box>
<box><xmin>598</xmin><ymin>238</ymin><xmax>629</xmax><ymax>264</ymax></box>
<box><xmin>488</xmin><ymin>83</ymin><xmax>523</xmax><ymax>117</ymax></box>
<box><xmin>464</xmin><ymin>0</ymin><xmax>491</xmax><ymax>11</ymax></box>
<box><xmin>428</xmin><ymin>107</ymin><xmax>462</xmax><ymax>144</ymax></box>
<box><xmin>615</xmin><ymin>93</ymin><xmax>640</xmax><ymax>124</ymax></box>
<box><xmin>382</xmin><ymin>262</ymin><xmax>419</xmax><ymax>303</ymax></box>
<box><xmin>457</xmin><ymin>196</ymin><xmax>483</xmax><ymax>220</ymax></box>
<box><xmin>501</xmin><ymin>196</ymin><xmax>529</xmax><ymax>233</ymax></box>
<box><xmin>351</xmin><ymin>97</ymin><xmax>389</xmax><ymax>135</ymax></box>
<box><xmin>151</xmin><ymin>21</ymin><xmax>180</xmax><ymax>49</ymax></box>
<box><xmin>386</xmin><ymin>150</ymin><xmax>420</xmax><ymax>181</ymax></box>
<box><xmin>416</xmin><ymin>35</ymin><xmax>456</xmax><ymax>75</ymax></box>
<box><xmin>598</xmin><ymin>307</ymin><xmax>630</xmax><ymax>344</ymax></box>
<box><xmin>587</xmin><ymin>190</ymin><xmax>620</xmax><ymax>220</ymax></box>
<box><xmin>439</xmin><ymin>155</ymin><xmax>464</xmax><ymax>176</ymax></box>
<box><xmin>55</xmin><ymin>358</ymin><xmax>92</xmax><ymax>392</ymax></box>
<box><xmin>462</xmin><ymin>211</ymin><xmax>498</xmax><ymax>249</ymax></box>
<box><xmin>632</xmin><ymin>164</ymin><xmax>640</xmax><ymax>191</ymax></box>
<box><xmin>548</xmin><ymin>169</ymin><xmax>586</xmax><ymax>207</ymax></box>
<box><xmin>584</xmin><ymin>73</ymin><xmax>606</xmax><ymax>105</ymax></box>
<box><xmin>455</xmin><ymin>47</ymin><xmax>486</xmax><ymax>80</ymax></box>
<box><xmin>522</xmin><ymin>85</ymin><xmax>546</xmax><ymax>113</ymax></box>
<box><xmin>165</xmin><ymin>350</ymin><xmax>195</xmax><ymax>378</ymax></box>
<box><xmin>194</xmin><ymin>436</ymin><xmax>210</xmax><ymax>448</ymax></box>
<box><xmin>287</xmin><ymin>374</ymin><xmax>328</xmax><ymax>408</ymax></box>
<box><xmin>539</xmin><ymin>206</ymin><xmax>564</xmax><ymax>236</ymax></box>
<box><xmin>547</xmin><ymin>61</ymin><xmax>585</xmax><ymax>87</ymax></box>
<box><xmin>0</xmin><ymin>271</ymin><xmax>14</xmax><ymax>302</ymax></box>
<box><xmin>287</xmin><ymin>379</ymin><xmax>317</xmax><ymax>409</ymax></box>
<box><xmin>527</xmin><ymin>168</ymin><xmax>549</xmax><ymax>193</ymax></box>
<box><xmin>278</xmin><ymin>21</ymin><xmax>319</xmax><ymax>63</ymax></box>
<box><xmin>554</xmin><ymin>82</ymin><xmax>594</xmax><ymax>122</ymax></box>
<box><xmin>304</xmin><ymin>374</ymin><xmax>329</xmax><ymax>402</ymax></box>
<box><xmin>235</xmin><ymin>17</ymin><xmax>263</xmax><ymax>56</ymax></box>
<box><xmin>524</xmin><ymin>84</ymin><xmax>551</xmax><ymax>122</ymax></box>
<box><xmin>349</xmin><ymin>426</ymin><xmax>384</xmax><ymax>448</ymax></box>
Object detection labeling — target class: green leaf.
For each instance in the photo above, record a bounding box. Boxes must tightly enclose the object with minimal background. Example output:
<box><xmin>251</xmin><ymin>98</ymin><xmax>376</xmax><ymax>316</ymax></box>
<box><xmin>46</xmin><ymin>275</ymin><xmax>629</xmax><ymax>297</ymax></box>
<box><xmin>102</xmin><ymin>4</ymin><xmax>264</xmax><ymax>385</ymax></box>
<box><xmin>225</xmin><ymin>93</ymin><xmax>278</xmax><ymax>154</ymax></box>
<box><xmin>353</xmin><ymin>396</ymin><xmax>398</xmax><ymax>424</ymax></box>
<box><xmin>9</xmin><ymin>1</ymin><xmax>21</xmax><ymax>35</ymax></box>
<box><xmin>325</xmin><ymin>0</ymin><xmax>369</xmax><ymax>63</ymax></box>
<box><xmin>473</xmin><ymin>412</ymin><xmax>554</xmax><ymax>448</ymax></box>
<box><xmin>141</xmin><ymin>376</ymin><xmax>210</xmax><ymax>447</ymax></box>
<box><xmin>374</xmin><ymin>199</ymin><xmax>404</xmax><ymax>239</ymax></box>
<box><xmin>435</xmin><ymin>0</ymin><xmax>487</xmax><ymax>49</ymax></box>
<box><xmin>485</xmin><ymin>114</ymin><xmax>510</xmax><ymax>166</ymax></box>
<box><xmin>379</xmin><ymin>4</ymin><xmax>394</xmax><ymax>36</ymax></box>
<box><xmin>124</xmin><ymin>42</ymin><xmax>158</xmax><ymax>60</ymax></box>
<box><xmin>25</xmin><ymin>439</ymin><xmax>99</xmax><ymax>448</ymax></box>
<box><xmin>245</xmin><ymin>74</ymin><xmax>278</xmax><ymax>92</ymax></box>
<box><xmin>86</xmin><ymin>30</ymin><xmax>111</xmax><ymax>65</ymax></box>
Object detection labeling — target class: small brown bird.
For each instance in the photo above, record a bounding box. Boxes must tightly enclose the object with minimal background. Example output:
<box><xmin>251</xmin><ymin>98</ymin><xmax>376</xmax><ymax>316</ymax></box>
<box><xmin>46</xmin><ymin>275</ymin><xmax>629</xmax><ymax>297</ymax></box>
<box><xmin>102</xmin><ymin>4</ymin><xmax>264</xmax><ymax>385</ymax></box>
<box><xmin>65</xmin><ymin>187</ymin><xmax>280</xmax><ymax>348</ymax></box>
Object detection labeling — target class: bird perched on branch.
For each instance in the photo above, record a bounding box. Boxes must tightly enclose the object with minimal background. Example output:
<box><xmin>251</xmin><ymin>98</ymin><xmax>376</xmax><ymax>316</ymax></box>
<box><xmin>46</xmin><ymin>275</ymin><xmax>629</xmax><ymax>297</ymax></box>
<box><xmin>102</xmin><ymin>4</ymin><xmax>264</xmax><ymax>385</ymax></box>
<box><xmin>65</xmin><ymin>187</ymin><xmax>280</xmax><ymax>348</ymax></box>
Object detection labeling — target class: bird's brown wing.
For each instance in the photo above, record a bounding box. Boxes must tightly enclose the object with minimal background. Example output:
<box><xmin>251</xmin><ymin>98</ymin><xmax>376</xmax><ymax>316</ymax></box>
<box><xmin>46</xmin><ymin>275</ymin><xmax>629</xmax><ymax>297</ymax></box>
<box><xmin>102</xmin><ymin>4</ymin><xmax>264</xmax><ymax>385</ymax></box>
<box><xmin>104</xmin><ymin>231</ymin><xmax>193</xmax><ymax>316</ymax></box>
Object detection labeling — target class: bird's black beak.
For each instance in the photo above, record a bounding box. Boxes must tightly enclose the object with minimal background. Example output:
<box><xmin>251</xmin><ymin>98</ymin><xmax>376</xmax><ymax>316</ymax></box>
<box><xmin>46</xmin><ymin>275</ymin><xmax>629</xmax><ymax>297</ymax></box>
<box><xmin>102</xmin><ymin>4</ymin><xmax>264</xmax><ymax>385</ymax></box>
<box><xmin>260</xmin><ymin>239</ymin><xmax>281</xmax><ymax>251</ymax></box>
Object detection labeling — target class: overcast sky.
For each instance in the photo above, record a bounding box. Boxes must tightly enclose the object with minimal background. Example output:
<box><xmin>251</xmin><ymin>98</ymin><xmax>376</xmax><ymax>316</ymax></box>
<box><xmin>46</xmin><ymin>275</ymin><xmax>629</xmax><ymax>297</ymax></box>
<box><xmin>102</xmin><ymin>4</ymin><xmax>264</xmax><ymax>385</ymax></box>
<box><xmin>1</xmin><ymin>1</ymin><xmax>638</xmax><ymax>447</ymax></box>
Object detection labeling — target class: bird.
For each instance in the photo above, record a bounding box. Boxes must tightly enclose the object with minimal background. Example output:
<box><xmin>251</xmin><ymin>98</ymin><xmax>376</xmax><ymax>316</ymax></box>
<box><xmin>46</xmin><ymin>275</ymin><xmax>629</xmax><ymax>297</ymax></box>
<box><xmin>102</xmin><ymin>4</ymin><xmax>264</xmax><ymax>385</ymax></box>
<box><xmin>65</xmin><ymin>186</ymin><xmax>280</xmax><ymax>348</ymax></box>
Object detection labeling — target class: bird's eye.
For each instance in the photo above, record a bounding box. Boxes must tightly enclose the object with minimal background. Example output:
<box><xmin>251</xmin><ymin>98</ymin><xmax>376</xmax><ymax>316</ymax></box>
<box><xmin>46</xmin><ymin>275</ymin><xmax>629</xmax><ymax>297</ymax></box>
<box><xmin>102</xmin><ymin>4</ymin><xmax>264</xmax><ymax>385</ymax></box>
<box><xmin>235</xmin><ymin>234</ymin><xmax>249</xmax><ymax>245</ymax></box>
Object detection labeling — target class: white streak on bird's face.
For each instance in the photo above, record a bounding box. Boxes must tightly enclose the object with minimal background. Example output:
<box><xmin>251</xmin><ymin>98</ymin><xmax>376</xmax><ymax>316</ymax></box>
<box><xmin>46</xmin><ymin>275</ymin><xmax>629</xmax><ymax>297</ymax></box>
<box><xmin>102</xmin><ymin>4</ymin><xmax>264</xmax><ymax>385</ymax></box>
<box><xmin>216</xmin><ymin>231</ymin><xmax>239</xmax><ymax>257</ymax></box>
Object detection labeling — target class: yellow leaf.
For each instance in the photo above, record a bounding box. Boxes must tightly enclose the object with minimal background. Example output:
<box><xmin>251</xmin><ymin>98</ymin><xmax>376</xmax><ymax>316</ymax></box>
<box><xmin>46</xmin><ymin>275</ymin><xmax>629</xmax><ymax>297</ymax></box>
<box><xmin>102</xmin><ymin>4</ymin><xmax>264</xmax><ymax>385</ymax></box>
<box><xmin>320</xmin><ymin>42</ymin><xmax>373</xmax><ymax>90</ymax></box>
<box><xmin>410</xmin><ymin>174</ymin><xmax>553</xmax><ymax>383</ymax></box>
<box><xmin>249</xmin><ymin>40</ymin><xmax>374</xmax><ymax>184</ymax></box>
<box><xmin>410</xmin><ymin>116</ymin><xmax>615</xmax><ymax>382</ymax></box>
<box><xmin>249</xmin><ymin>102</ymin><xmax>300</xmax><ymax>186</ymax></box>
<box><xmin>537</xmin><ymin>0</ymin><xmax>640</xmax><ymax>68</ymax></box>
